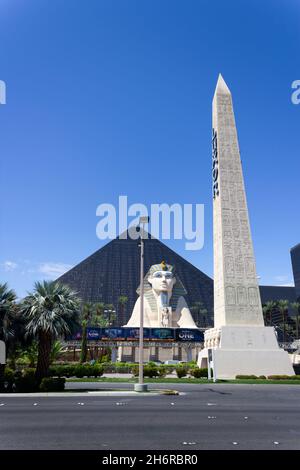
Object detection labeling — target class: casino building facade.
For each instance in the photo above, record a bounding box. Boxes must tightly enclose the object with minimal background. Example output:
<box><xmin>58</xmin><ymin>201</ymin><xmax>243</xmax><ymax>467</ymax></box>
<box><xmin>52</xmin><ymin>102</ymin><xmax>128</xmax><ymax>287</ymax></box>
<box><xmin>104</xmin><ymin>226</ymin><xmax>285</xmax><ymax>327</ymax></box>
<box><xmin>58</xmin><ymin>232</ymin><xmax>299</xmax><ymax>359</ymax></box>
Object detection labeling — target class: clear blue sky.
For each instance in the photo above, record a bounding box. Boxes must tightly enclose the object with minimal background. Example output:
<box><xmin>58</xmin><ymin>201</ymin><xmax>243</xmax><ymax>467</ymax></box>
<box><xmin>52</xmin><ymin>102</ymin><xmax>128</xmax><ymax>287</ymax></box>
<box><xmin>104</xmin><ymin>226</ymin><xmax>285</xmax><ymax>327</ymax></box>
<box><xmin>0</xmin><ymin>0</ymin><xmax>299</xmax><ymax>298</ymax></box>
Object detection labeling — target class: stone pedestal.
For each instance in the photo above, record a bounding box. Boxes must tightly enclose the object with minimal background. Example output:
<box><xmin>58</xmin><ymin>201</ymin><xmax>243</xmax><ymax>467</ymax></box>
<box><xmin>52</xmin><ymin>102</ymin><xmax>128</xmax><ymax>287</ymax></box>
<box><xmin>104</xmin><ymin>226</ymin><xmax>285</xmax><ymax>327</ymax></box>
<box><xmin>198</xmin><ymin>326</ymin><xmax>294</xmax><ymax>379</ymax></box>
<box><xmin>134</xmin><ymin>383</ymin><xmax>148</xmax><ymax>392</ymax></box>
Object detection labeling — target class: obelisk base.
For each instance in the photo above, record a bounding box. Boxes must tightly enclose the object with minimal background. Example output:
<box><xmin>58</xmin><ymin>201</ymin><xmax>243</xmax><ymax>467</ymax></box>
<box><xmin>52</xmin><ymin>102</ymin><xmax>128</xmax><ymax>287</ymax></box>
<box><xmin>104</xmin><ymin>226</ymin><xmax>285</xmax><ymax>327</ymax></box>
<box><xmin>198</xmin><ymin>326</ymin><xmax>294</xmax><ymax>379</ymax></box>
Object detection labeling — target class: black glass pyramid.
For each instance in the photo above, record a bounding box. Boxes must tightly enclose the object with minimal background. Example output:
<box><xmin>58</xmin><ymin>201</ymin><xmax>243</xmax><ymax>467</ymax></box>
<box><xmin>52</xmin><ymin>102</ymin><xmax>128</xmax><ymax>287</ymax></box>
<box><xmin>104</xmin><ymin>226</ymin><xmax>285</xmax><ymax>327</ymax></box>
<box><xmin>57</xmin><ymin>231</ymin><xmax>214</xmax><ymax>327</ymax></box>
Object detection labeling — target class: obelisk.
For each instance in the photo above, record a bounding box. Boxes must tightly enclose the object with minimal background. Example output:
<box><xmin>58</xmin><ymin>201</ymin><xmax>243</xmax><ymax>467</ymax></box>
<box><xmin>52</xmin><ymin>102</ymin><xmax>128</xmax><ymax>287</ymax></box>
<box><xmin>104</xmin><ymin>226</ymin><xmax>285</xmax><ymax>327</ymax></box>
<box><xmin>198</xmin><ymin>74</ymin><xmax>293</xmax><ymax>378</ymax></box>
<box><xmin>212</xmin><ymin>74</ymin><xmax>264</xmax><ymax>327</ymax></box>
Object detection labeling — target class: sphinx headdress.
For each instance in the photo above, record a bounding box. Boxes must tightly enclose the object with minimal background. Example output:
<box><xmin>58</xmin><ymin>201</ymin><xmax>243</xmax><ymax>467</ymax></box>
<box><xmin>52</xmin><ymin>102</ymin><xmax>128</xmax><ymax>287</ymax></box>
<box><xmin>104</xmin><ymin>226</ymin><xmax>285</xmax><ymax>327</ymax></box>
<box><xmin>136</xmin><ymin>261</ymin><xmax>187</xmax><ymax>312</ymax></box>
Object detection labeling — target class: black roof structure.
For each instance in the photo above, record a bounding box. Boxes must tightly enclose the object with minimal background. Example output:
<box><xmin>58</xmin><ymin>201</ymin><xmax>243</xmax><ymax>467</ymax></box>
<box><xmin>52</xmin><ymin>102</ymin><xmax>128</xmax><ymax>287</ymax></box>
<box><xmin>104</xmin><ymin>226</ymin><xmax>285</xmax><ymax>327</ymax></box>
<box><xmin>57</xmin><ymin>231</ymin><xmax>297</xmax><ymax>328</ymax></box>
<box><xmin>291</xmin><ymin>243</ymin><xmax>300</xmax><ymax>300</ymax></box>
<box><xmin>259</xmin><ymin>285</ymin><xmax>296</xmax><ymax>305</ymax></box>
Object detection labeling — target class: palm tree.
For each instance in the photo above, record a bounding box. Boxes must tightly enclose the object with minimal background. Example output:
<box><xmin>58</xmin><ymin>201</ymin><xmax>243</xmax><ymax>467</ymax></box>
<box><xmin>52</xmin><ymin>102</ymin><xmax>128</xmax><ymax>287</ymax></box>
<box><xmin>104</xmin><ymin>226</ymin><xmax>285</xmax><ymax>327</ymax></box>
<box><xmin>277</xmin><ymin>299</ymin><xmax>289</xmax><ymax>343</ymax></box>
<box><xmin>291</xmin><ymin>302</ymin><xmax>300</xmax><ymax>339</ymax></box>
<box><xmin>0</xmin><ymin>283</ymin><xmax>17</xmax><ymax>341</ymax></box>
<box><xmin>190</xmin><ymin>301</ymin><xmax>208</xmax><ymax>328</ymax></box>
<box><xmin>22</xmin><ymin>281</ymin><xmax>80</xmax><ymax>382</ymax></box>
<box><xmin>0</xmin><ymin>283</ymin><xmax>17</xmax><ymax>391</ymax></box>
<box><xmin>104</xmin><ymin>304</ymin><xmax>116</xmax><ymax>326</ymax></box>
<box><xmin>80</xmin><ymin>303</ymin><xmax>94</xmax><ymax>363</ymax></box>
<box><xmin>262</xmin><ymin>301</ymin><xmax>276</xmax><ymax>326</ymax></box>
<box><xmin>90</xmin><ymin>302</ymin><xmax>105</xmax><ymax>326</ymax></box>
<box><xmin>118</xmin><ymin>296</ymin><xmax>128</xmax><ymax>325</ymax></box>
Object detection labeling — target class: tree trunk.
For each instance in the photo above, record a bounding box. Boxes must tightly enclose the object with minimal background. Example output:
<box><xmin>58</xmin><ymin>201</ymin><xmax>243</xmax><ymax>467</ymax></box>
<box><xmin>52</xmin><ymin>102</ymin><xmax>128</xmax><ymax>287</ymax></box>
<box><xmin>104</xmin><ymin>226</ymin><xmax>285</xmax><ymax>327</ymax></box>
<box><xmin>80</xmin><ymin>324</ymin><xmax>87</xmax><ymax>363</ymax></box>
<box><xmin>36</xmin><ymin>331</ymin><xmax>52</xmax><ymax>383</ymax></box>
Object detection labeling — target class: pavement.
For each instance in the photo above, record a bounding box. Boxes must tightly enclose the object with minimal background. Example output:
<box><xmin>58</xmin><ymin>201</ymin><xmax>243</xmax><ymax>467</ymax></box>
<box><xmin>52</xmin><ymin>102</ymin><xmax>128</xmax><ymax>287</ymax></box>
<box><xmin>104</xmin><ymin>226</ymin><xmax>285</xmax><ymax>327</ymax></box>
<box><xmin>0</xmin><ymin>382</ymin><xmax>300</xmax><ymax>450</ymax></box>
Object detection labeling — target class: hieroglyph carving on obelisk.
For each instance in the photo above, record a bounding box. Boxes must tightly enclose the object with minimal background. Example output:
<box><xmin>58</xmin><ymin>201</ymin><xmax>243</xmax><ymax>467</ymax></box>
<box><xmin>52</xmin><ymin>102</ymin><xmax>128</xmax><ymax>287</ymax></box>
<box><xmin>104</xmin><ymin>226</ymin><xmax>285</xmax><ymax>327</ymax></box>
<box><xmin>212</xmin><ymin>74</ymin><xmax>264</xmax><ymax>328</ymax></box>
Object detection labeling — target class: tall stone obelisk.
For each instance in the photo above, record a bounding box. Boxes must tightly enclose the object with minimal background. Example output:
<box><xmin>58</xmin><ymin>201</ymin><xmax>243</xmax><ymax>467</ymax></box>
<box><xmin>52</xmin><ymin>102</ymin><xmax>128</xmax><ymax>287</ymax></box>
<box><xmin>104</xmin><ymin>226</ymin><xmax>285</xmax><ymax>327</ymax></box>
<box><xmin>212</xmin><ymin>74</ymin><xmax>264</xmax><ymax>328</ymax></box>
<box><xmin>198</xmin><ymin>74</ymin><xmax>293</xmax><ymax>378</ymax></box>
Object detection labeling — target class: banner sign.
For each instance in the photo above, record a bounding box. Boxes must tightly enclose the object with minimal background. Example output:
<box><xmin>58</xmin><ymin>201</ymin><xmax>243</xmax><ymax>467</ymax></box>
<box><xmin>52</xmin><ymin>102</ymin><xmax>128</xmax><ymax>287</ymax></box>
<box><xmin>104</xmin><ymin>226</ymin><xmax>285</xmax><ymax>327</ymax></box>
<box><xmin>150</xmin><ymin>328</ymin><xmax>175</xmax><ymax>341</ymax></box>
<box><xmin>124</xmin><ymin>328</ymin><xmax>150</xmax><ymax>341</ymax></box>
<box><xmin>175</xmin><ymin>329</ymin><xmax>204</xmax><ymax>342</ymax></box>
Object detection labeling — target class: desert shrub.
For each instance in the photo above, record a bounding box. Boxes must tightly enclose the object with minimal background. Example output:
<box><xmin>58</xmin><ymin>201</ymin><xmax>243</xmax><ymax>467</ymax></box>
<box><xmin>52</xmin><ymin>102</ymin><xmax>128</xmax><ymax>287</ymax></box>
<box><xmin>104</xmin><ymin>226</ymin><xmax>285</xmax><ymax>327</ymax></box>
<box><xmin>40</xmin><ymin>377</ymin><xmax>65</xmax><ymax>392</ymax></box>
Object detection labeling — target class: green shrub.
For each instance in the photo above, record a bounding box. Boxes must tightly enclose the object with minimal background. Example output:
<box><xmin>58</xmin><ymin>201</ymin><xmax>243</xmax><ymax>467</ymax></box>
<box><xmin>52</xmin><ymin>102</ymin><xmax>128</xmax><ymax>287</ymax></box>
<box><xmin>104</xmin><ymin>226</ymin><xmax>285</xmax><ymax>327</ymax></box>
<box><xmin>15</xmin><ymin>368</ymin><xmax>39</xmax><ymax>393</ymax></box>
<box><xmin>99</xmin><ymin>354</ymin><xmax>110</xmax><ymax>363</ymax></box>
<box><xmin>40</xmin><ymin>377</ymin><xmax>65</xmax><ymax>392</ymax></box>
<box><xmin>4</xmin><ymin>367</ymin><xmax>15</xmax><ymax>383</ymax></box>
<box><xmin>49</xmin><ymin>365</ymin><xmax>76</xmax><ymax>378</ymax></box>
<box><xmin>130</xmin><ymin>364</ymin><xmax>159</xmax><ymax>378</ymax></box>
<box><xmin>93</xmin><ymin>365</ymin><xmax>104</xmax><ymax>377</ymax></box>
<box><xmin>4</xmin><ymin>367</ymin><xmax>15</xmax><ymax>392</ymax></box>
<box><xmin>190</xmin><ymin>367</ymin><xmax>209</xmax><ymax>379</ymax></box>
<box><xmin>235</xmin><ymin>375</ymin><xmax>259</xmax><ymax>380</ymax></box>
<box><xmin>100</xmin><ymin>362</ymin><xmax>134</xmax><ymax>374</ymax></box>
<box><xmin>131</xmin><ymin>365</ymin><xmax>139</xmax><ymax>376</ymax></box>
<box><xmin>143</xmin><ymin>365</ymin><xmax>159</xmax><ymax>378</ymax></box>
<box><xmin>267</xmin><ymin>375</ymin><xmax>300</xmax><ymax>380</ymax></box>
<box><xmin>176</xmin><ymin>366</ymin><xmax>188</xmax><ymax>378</ymax></box>
<box><xmin>74</xmin><ymin>364</ymin><xmax>86</xmax><ymax>378</ymax></box>
<box><xmin>84</xmin><ymin>365</ymin><xmax>94</xmax><ymax>377</ymax></box>
<box><xmin>158</xmin><ymin>366</ymin><xmax>167</xmax><ymax>378</ymax></box>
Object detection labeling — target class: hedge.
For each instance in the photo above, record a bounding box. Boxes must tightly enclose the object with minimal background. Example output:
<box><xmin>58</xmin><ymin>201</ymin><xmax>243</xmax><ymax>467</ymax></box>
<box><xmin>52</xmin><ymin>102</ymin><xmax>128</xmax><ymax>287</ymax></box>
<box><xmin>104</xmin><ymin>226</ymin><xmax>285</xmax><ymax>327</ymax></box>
<box><xmin>189</xmin><ymin>367</ymin><xmax>209</xmax><ymax>378</ymax></box>
<box><xmin>48</xmin><ymin>364</ymin><xmax>103</xmax><ymax>378</ymax></box>
<box><xmin>176</xmin><ymin>366</ymin><xmax>188</xmax><ymax>378</ymax></box>
<box><xmin>40</xmin><ymin>377</ymin><xmax>65</xmax><ymax>392</ymax></box>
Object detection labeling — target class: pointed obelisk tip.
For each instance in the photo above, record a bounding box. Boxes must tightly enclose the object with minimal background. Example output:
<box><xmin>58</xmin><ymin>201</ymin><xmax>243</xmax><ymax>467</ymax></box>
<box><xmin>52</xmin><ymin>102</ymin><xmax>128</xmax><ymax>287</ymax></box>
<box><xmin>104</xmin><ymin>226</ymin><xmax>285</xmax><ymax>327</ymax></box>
<box><xmin>215</xmin><ymin>73</ymin><xmax>231</xmax><ymax>95</ymax></box>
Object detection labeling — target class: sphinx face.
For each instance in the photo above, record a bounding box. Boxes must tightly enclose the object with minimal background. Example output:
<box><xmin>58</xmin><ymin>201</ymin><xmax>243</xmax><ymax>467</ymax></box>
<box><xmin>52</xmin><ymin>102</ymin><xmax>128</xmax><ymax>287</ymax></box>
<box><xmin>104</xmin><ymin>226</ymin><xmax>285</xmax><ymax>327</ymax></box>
<box><xmin>148</xmin><ymin>270</ymin><xmax>176</xmax><ymax>294</ymax></box>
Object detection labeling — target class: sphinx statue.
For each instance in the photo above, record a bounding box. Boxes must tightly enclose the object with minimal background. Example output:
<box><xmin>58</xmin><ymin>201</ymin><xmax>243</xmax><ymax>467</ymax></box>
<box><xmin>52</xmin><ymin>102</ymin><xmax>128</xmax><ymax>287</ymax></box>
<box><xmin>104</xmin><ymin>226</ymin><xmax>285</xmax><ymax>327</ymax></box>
<box><xmin>124</xmin><ymin>261</ymin><xmax>197</xmax><ymax>328</ymax></box>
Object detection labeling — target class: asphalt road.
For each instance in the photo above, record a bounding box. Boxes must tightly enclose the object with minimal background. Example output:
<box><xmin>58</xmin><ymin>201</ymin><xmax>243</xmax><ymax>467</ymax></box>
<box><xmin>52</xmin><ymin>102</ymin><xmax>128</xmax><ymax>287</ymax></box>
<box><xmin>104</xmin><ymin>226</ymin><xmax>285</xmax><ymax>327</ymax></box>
<box><xmin>0</xmin><ymin>383</ymin><xmax>300</xmax><ymax>450</ymax></box>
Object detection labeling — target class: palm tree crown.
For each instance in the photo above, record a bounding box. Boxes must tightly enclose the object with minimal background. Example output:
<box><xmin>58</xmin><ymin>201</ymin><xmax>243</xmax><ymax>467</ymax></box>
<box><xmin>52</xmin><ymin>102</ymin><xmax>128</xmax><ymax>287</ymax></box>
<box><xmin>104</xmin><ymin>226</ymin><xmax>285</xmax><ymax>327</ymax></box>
<box><xmin>23</xmin><ymin>281</ymin><xmax>80</xmax><ymax>339</ymax></box>
<box><xmin>0</xmin><ymin>282</ymin><xmax>17</xmax><ymax>341</ymax></box>
<box><xmin>22</xmin><ymin>281</ymin><xmax>80</xmax><ymax>381</ymax></box>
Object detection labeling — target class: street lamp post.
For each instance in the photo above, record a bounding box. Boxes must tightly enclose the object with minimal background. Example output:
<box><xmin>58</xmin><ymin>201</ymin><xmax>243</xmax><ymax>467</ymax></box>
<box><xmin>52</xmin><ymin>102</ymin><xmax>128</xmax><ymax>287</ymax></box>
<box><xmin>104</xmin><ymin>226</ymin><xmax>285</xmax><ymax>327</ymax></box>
<box><xmin>134</xmin><ymin>216</ymin><xmax>149</xmax><ymax>393</ymax></box>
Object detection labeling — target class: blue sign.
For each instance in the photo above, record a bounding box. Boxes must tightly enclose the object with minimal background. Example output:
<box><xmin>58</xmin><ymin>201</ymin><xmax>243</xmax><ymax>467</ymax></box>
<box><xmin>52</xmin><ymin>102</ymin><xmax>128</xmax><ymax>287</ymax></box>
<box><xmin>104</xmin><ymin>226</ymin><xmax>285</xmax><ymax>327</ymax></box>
<box><xmin>101</xmin><ymin>328</ymin><xmax>125</xmax><ymax>340</ymax></box>
<box><xmin>87</xmin><ymin>328</ymin><xmax>101</xmax><ymax>340</ymax></box>
<box><xmin>124</xmin><ymin>328</ymin><xmax>150</xmax><ymax>341</ymax></box>
<box><xmin>67</xmin><ymin>331</ymin><xmax>82</xmax><ymax>341</ymax></box>
<box><xmin>175</xmin><ymin>329</ymin><xmax>204</xmax><ymax>342</ymax></box>
<box><xmin>150</xmin><ymin>328</ymin><xmax>175</xmax><ymax>341</ymax></box>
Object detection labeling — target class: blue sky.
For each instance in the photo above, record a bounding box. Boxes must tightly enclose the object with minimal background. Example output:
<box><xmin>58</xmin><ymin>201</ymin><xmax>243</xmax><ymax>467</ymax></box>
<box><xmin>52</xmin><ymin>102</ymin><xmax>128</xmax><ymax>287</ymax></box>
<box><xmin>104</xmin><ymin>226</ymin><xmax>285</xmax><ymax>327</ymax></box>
<box><xmin>0</xmin><ymin>0</ymin><xmax>299</xmax><ymax>297</ymax></box>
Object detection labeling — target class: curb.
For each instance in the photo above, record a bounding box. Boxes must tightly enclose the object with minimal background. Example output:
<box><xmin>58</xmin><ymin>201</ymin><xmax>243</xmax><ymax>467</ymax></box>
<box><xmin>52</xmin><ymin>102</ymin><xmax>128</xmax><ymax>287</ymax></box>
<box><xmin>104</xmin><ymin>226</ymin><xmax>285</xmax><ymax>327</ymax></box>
<box><xmin>0</xmin><ymin>390</ymin><xmax>180</xmax><ymax>398</ymax></box>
